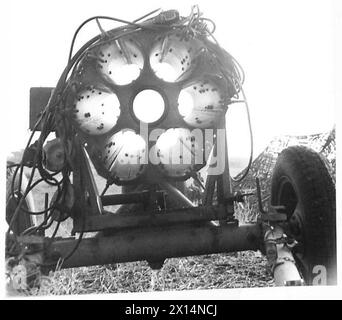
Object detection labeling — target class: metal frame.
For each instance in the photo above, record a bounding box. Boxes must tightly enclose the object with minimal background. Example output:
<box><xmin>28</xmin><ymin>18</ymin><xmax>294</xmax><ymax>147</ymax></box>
<box><xmin>15</xmin><ymin>93</ymin><xmax>305</xmax><ymax>286</ymax></box>
<box><xmin>71</xmin><ymin>117</ymin><xmax>235</xmax><ymax>233</ymax></box>
<box><xmin>15</xmin><ymin>22</ymin><xmax>306</xmax><ymax>287</ymax></box>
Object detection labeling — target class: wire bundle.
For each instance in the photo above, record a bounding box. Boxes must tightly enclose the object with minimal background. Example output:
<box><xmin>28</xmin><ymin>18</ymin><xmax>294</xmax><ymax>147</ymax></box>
<box><xmin>6</xmin><ymin>7</ymin><xmax>253</xmax><ymax>264</ymax></box>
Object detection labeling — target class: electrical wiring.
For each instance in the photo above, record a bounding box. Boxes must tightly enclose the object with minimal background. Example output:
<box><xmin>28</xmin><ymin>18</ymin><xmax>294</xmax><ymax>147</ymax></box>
<box><xmin>67</xmin><ymin>15</ymin><xmax>161</xmax><ymax>62</ymax></box>
<box><xmin>133</xmin><ymin>8</ymin><xmax>161</xmax><ymax>23</ymax></box>
<box><xmin>9</xmin><ymin>6</ymin><xmax>249</xmax><ymax>219</ymax></box>
<box><xmin>7</xmin><ymin>7</ymin><xmax>254</xmax><ymax>267</ymax></box>
<box><xmin>7</xmin><ymin>22</ymin><xmax>89</xmax><ymax>228</ymax></box>
<box><xmin>95</xmin><ymin>18</ymin><xmax>107</xmax><ymax>38</ymax></box>
<box><xmin>7</xmin><ymin>27</ymin><xmax>105</xmax><ymax>250</ymax></box>
<box><xmin>13</xmin><ymin>178</ymin><xmax>62</xmax><ymax>216</ymax></box>
<box><xmin>10</xmin><ymin>131</ymin><xmax>62</xmax><ymax>195</ymax></box>
<box><xmin>7</xmin><ymin>103</ymin><xmax>65</xmax><ymax>232</ymax></box>
<box><xmin>192</xmin><ymin>16</ymin><xmax>252</xmax><ymax>180</ymax></box>
<box><xmin>7</xmin><ymin>165</ymin><xmax>39</xmax><ymax>233</ymax></box>
<box><xmin>21</xmin><ymin>212</ymin><xmax>55</xmax><ymax>236</ymax></box>
<box><xmin>59</xmin><ymin>219</ymin><xmax>85</xmax><ymax>263</ymax></box>
<box><xmin>8</xmin><ymin>10</ymin><xmax>165</xmax><ymax>256</ymax></box>
<box><xmin>42</xmin><ymin>216</ymin><xmax>85</xmax><ymax>268</ymax></box>
<box><xmin>7</xmin><ymin>163</ymin><xmax>20</xmax><ymax>169</ymax></box>
<box><xmin>229</xmin><ymin>85</ymin><xmax>254</xmax><ymax>183</ymax></box>
<box><xmin>101</xmin><ymin>183</ymin><xmax>110</xmax><ymax>197</ymax></box>
<box><xmin>6</xmin><ymin>14</ymin><xmax>131</xmax><ymax>254</ymax></box>
<box><xmin>7</xmin><ymin>20</ymin><xmax>102</xmax><ymax>232</ymax></box>
<box><xmin>198</xmin><ymin>17</ymin><xmax>216</xmax><ymax>35</ymax></box>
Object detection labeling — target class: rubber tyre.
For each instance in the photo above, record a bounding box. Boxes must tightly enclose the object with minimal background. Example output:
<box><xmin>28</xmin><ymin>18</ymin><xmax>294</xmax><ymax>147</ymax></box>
<box><xmin>6</xmin><ymin>166</ymin><xmax>35</xmax><ymax>235</ymax></box>
<box><xmin>271</xmin><ymin>146</ymin><xmax>336</xmax><ymax>285</ymax></box>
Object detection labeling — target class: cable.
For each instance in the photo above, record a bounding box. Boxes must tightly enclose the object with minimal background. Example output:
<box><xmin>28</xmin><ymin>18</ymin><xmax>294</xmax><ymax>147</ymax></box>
<box><xmin>229</xmin><ymin>85</ymin><xmax>254</xmax><ymax>183</ymax></box>
<box><xmin>95</xmin><ymin>18</ymin><xmax>107</xmax><ymax>38</ymax></box>
<box><xmin>7</xmin><ymin>16</ymin><xmax>116</xmax><ymax>234</ymax></box>
<box><xmin>7</xmin><ymin>8</ymin><xmax>253</xmax><ymax>266</ymax></box>
<box><xmin>21</xmin><ymin>212</ymin><xmax>54</xmax><ymax>236</ymax></box>
<box><xmin>42</xmin><ymin>216</ymin><xmax>85</xmax><ymax>268</ymax></box>
<box><xmin>7</xmin><ymin>104</ymin><xmax>59</xmax><ymax>232</ymax></box>
<box><xmin>101</xmin><ymin>183</ymin><xmax>110</xmax><ymax>197</ymax></box>
<box><xmin>60</xmin><ymin>226</ymin><xmax>84</xmax><ymax>262</ymax></box>
<box><xmin>12</xmin><ymin>11</ymin><xmax>163</xmax><ymax>262</ymax></box>
<box><xmin>194</xmin><ymin>16</ymin><xmax>251</xmax><ymax>178</ymax></box>
<box><xmin>133</xmin><ymin>8</ymin><xmax>161</xmax><ymax>23</ymax></box>
<box><xmin>68</xmin><ymin>15</ymin><xmax>156</xmax><ymax>62</ymax></box>
<box><xmin>7</xmin><ymin>166</ymin><xmax>38</xmax><ymax>233</ymax></box>
<box><xmin>13</xmin><ymin>178</ymin><xmax>62</xmax><ymax>216</ymax></box>
<box><xmin>199</xmin><ymin>17</ymin><xmax>216</xmax><ymax>34</ymax></box>
<box><xmin>5</xmin><ymin>14</ymin><xmax>136</xmax><ymax>255</ymax></box>
<box><xmin>7</xmin><ymin>163</ymin><xmax>20</xmax><ymax>169</ymax></box>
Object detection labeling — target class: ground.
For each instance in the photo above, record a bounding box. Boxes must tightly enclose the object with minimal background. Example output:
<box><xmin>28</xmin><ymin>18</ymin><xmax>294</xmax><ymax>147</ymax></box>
<box><xmin>31</xmin><ymin>251</ymin><xmax>273</xmax><ymax>296</ymax></box>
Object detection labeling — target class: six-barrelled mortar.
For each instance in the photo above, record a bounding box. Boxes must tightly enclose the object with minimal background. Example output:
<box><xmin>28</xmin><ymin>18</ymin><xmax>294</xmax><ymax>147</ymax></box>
<box><xmin>6</xmin><ymin>7</ymin><xmax>336</xmax><ymax>291</ymax></box>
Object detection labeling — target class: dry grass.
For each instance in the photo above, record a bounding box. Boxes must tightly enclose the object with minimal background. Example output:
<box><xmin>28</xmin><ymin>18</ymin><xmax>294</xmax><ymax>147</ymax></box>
<box><xmin>27</xmin><ymin>251</ymin><xmax>273</xmax><ymax>296</ymax></box>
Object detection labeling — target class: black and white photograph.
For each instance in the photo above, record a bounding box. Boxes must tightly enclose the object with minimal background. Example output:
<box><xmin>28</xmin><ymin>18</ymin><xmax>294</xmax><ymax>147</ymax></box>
<box><xmin>2</xmin><ymin>0</ymin><xmax>341</xmax><ymax>301</ymax></box>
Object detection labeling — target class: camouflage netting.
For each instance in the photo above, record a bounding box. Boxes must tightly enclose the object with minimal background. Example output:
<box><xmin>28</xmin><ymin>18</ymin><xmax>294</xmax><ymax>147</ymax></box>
<box><xmin>232</xmin><ymin>127</ymin><xmax>336</xmax><ymax>221</ymax></box>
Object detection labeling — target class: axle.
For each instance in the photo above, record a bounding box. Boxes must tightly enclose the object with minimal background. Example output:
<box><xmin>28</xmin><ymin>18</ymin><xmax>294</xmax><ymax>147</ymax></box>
<box><xmin>9</xmin><ymin>220</ymin><xmax>304</xmax><ymax>286</ymax></box>
<box><xmin>46</xmin><ymin>223</ymin><xmax>261</xmax><ymax>269</ymax></box>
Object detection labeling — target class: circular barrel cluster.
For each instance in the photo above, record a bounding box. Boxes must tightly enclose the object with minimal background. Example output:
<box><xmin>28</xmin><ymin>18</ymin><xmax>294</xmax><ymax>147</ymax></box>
<box><xmin>68</xmin><ymin>28</ymin><xmax>236</xmax><ymax>184</ymax></box>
